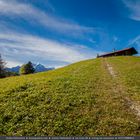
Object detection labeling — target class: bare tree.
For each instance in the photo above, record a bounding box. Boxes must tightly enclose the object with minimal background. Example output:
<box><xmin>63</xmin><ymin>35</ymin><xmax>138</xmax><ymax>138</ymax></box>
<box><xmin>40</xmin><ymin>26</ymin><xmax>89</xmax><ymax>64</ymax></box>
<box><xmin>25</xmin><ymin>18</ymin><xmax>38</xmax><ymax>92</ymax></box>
<box><xmin>0</xmin><ymin>54</ymin><xmax>6</xmax><ymax>78</ymax></box>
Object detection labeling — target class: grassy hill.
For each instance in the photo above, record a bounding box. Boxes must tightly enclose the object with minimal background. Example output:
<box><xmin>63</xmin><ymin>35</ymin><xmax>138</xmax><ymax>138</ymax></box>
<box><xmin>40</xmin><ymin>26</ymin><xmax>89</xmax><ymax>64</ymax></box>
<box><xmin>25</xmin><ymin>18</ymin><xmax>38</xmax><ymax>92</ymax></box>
<box><xmin>0</xmin><ymin>56</ymin><xmax>140</xmax><ymax>136</ymax></box>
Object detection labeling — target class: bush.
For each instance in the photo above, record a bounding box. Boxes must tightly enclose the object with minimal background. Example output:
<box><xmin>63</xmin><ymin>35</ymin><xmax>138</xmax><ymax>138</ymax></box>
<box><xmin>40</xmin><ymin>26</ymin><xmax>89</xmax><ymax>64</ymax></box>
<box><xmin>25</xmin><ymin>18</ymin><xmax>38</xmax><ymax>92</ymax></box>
<box><xmin>20</xmin><ymin>61</ymin><xmax>35</xmax><ymax>75</ymax></box>
<box><xmin>5</xmin><ymin>71</ymin><xmax>19</xmax><ymax>77</ymax></box>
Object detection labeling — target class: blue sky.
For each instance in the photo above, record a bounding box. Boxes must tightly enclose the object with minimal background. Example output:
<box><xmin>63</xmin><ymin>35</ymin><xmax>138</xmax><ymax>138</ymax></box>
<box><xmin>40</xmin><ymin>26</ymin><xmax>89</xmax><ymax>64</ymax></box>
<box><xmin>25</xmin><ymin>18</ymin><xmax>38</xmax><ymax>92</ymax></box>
<box><xmin>0</xmin><ymin>0</ymin><xmax>140</xmax><ymax>68</ymax></box>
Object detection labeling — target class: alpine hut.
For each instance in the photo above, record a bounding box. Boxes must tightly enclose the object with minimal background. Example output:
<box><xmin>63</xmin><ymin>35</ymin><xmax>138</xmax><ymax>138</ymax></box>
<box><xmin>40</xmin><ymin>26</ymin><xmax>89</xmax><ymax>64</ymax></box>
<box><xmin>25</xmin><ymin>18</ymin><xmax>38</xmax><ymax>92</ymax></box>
<box><xmin>97</xmin><ymin>47</ymin><xmax>138</xmax><ymax>58</ymax></box>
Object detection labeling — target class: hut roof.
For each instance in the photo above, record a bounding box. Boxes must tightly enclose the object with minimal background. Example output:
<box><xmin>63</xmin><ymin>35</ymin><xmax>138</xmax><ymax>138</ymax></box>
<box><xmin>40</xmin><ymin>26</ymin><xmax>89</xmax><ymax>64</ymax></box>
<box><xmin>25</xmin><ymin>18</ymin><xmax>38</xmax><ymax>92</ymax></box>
<box><xmin>98</xmin><ymin>47</ymin><xmax>138</xmax><ymax>57</ymax></box>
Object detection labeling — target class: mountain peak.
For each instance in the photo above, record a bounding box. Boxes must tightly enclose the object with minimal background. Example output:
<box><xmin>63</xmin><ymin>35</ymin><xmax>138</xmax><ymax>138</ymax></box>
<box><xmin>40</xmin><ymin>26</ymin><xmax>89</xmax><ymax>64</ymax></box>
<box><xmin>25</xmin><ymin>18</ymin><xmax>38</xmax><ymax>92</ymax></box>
<box><xmin>6</xmin><ymin>63</ymin><xmax>55</xmax><ymax>73</ymax></box>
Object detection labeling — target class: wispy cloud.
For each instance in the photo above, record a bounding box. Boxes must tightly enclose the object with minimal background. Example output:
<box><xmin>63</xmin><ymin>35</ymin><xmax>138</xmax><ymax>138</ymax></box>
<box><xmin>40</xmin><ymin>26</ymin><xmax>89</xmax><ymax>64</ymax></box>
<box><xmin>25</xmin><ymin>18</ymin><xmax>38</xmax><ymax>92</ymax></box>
<box><xmin>5</xmin><ymin>60</ymin><xmax>23</xmax><ymax>68</ymax></box>
<box><xmin>0</xmin><ymin>0</ymin><xmax>103</xmax><ymax>67</ymax></box>
<box><xmin>113</xmin><ymin>36</ymin><xmax>119</xmax><ymax>42</ymax></box>
<box><xmin>0</xmin><ymin>30</ymin><xmax>100</xmax><ymax>67</ymax></box>
<box><xmin>122</xmin><ymin>0</ymin><xmax>140</xmax><ymax>21</ymax></box>
<box><xmin>127</xmin><ymin>35</ymin><xmax>140</xmax><ymax>53</ymax></box>
<box><xmin>0</xmin><ymin>0</ymin><xmax>95</xmax><ymax>36</ymax></box>
<box><xmin>128</xmin><ymin>35</ymin><xmax>140</xmax><ymax>45</ymax></box>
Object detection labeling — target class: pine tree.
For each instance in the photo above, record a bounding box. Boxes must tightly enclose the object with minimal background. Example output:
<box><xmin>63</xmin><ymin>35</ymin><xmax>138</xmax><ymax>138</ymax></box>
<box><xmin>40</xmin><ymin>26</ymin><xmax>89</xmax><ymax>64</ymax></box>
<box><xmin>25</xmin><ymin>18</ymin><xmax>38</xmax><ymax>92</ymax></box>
<box><xmin>20</xmin><ymin>61</ymin><xmax>35</xmax><ymax>75</ymax></box>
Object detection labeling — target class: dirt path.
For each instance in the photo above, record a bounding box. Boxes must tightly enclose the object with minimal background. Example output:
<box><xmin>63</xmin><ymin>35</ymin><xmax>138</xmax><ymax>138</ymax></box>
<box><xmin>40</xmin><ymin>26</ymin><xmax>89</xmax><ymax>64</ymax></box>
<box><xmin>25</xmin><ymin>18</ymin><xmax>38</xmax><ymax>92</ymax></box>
<box><xmin>106</xmin><ymin>62</ymin><xmax>116</xmax><ymax>78</ymax></box>
<box><xmin>103</xmin><ymin>58</ymin><xmax>140</xmax><ymax>120</ymax></box>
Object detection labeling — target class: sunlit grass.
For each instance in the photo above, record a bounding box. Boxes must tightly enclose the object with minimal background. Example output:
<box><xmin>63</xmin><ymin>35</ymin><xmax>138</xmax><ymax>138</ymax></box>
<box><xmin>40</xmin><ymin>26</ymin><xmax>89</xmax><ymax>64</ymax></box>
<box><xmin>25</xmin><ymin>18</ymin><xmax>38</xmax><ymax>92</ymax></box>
<box><xmin>108</xmin><ymin>56</ymin><xmax>140</xmax><ymax>101</ymax></box>
<box><xmin>0</xmin><ymin>57</ymin><xmax>140</xmax><ymax>136</ymax></box>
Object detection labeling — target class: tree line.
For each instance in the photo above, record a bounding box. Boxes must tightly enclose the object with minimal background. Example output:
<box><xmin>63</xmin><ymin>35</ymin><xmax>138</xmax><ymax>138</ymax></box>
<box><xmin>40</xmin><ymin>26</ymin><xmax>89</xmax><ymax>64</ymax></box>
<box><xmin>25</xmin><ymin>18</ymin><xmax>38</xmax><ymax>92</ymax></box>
<box><xmin>0</xmin><ymin>54</ymin><xmax>35</xmax><ymax>78</ymax></box>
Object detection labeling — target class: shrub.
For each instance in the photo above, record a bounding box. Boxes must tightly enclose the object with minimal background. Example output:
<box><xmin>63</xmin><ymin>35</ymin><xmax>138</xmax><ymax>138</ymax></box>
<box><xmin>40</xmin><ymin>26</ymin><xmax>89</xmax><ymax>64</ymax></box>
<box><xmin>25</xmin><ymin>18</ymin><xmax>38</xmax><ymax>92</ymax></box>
<box><xmin>20</xmin><ymin>61</ymin><xmax>35</xmax><ymax>75</ymax></box>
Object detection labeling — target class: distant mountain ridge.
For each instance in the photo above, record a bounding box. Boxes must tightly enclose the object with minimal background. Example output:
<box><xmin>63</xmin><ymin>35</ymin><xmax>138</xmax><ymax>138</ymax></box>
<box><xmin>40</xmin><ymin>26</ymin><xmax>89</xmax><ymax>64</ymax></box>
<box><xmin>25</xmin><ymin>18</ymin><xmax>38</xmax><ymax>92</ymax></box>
<box><xmin>6</xmin><ymin>63</ymin><xmax>54</xmax><ymax>73</ymax></box>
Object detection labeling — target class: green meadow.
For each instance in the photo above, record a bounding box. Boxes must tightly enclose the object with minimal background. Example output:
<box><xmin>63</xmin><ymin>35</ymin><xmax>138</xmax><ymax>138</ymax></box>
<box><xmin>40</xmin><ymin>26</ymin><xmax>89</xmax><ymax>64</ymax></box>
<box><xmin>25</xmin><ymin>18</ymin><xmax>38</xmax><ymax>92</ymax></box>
<box><xmin>0</xmin><ymin>56</ymin><xmax>140</xmax><ymax>136</ymax></box>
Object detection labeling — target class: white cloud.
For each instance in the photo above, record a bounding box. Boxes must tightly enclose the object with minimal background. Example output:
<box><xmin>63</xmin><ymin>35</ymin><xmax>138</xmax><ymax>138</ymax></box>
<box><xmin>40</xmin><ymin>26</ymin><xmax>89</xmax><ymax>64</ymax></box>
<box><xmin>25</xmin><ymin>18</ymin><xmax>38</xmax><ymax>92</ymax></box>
<box><xmin>122</xmin><ymin>0</ymin><xmax>140</xmax><ymax>21</ymax></box>
<box><xmin>0</xmin><ymin>33</ymin><xmax>84</xmax><ymax>62</ymax></box>
<box><xmin>0</xmin><ymin>30</ymin><xmax>100</xmax><ymax>67</ymax></box>
<box><xmin>5</xmin><ymin>60</ymin><xmax>23</xmax><ymax>68</ymax></box>
<box><xmin>0</xmin><ymin>0</ymin><xmax>94</xmax><ymax>35</ymax></box>
<box><xmin>0</xmin><ymin>0</ymin><xmax>103</xmax><ymax>67</ymax></box>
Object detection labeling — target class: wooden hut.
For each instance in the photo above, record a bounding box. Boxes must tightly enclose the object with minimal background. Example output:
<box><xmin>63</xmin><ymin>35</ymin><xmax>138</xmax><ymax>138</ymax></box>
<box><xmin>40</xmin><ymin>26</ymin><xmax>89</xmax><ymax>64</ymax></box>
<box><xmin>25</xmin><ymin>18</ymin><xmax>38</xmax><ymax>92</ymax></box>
<box><xmin>97</xmin><ymin>47</ymin><xmax>138</xmax><ymax>58</ymax></box>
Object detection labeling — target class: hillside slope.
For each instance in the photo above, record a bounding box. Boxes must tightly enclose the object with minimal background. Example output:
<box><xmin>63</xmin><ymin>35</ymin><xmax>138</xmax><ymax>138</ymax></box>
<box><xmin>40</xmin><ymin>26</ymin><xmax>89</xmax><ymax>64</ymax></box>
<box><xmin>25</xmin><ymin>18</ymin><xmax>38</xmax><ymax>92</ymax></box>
<box><xmin>0</xmin><ymin>56</ymin><xmax>140</xmax><ymax>136</ymax></box>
